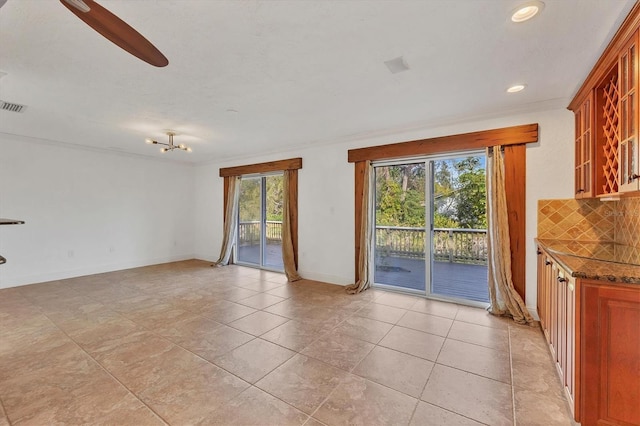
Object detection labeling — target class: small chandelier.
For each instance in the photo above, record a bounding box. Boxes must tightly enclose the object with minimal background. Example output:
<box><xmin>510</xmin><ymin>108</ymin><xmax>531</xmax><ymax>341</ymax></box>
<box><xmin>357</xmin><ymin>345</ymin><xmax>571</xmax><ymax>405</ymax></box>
<box><xmin>145</xmin><ymin>131</ymin><xmax>192</xmax><ymax>153</ymax></box>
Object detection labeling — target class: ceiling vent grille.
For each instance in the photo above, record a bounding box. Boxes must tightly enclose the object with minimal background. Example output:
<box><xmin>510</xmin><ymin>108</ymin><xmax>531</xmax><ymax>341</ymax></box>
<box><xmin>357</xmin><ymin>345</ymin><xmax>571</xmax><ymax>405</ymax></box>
<box><xmin>0</xmin><ymin>101</ymin><xmax>26</xmax><ymax>113</ymax></box>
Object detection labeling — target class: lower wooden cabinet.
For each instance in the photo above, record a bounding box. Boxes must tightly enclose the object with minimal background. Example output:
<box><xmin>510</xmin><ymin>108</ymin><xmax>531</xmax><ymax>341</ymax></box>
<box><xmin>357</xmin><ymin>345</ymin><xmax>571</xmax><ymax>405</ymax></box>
<box><xmin>537</xmin><ymin>244</ymin><xmax>640</xmax><ymax>425</ymax></box>
<box><xmin>581</xmin><ymin>282</ymin><xmax>640</xmax><ymax>426</ymax></box>
<box><xmin>537</xmin><ymin>247</ymin><xmax>579</xmax><ymax>419</ymax></box>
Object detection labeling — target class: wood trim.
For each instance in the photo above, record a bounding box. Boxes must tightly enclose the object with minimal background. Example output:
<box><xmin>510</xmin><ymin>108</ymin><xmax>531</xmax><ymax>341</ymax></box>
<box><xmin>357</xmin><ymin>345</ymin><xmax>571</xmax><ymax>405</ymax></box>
<box><xmin>347</xmin><ymin>124</ymin><xmax>538</xmax><ymax>163</ymax></box>
<box><xmin>219</xmin><ymin>158</ymin><xmax>302</xmax><ymax>177</ymax></box>
<box><xmin>568</xmin><ymin>2</ymin><xmax>640</xmax><ymax>111</ymax></box>
<box><xmin>353</xmin><ymin>161</ymin><xmax>367</xmax><ymax>283</ymax></box>
<box><xmin>574</xmin><ymin>279</ymin><xmax>582</xmax><ymax>423</ymax></box>
<box><xmin>288</xmin><ymin>170</ymin><xmax>299</xmax><ymax>268</ymax></box>
<box><xmin>221</xmin><ymin>165</ymin><xmax>300</xmax><ymax>270</ymax></box>
<box><xmin>504</xmin><ymin>144</ymin><xmax>526</xmax><ymax>300</ymax></box>
<box><xmin>351</xmin><ymin>128</ymin><xmax>531</xmax><ymax>301</ymax></box>
<box><xmin>223</xmin><ymin>176</ymin><xmax>230</xmax><ymax>220</ymax></box>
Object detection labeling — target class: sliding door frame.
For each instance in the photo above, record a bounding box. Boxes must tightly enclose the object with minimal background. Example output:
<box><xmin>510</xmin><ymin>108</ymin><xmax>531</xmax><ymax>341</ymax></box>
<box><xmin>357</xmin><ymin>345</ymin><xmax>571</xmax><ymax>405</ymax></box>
<box><xmin>220</xmin><ymin>158</ymin><xmax>302</xmax><ymax>271</ymax></box>
<box><xmin>371</xmin><ymin>158</ymin><xmax>430</xmax><ymax>295</ymax></box>
<box><xmin>349</xmin><ymin>124</ymin><xmax>537</xmax><ymax>301</ymax></box>
<box><xmin>234</xmin><ymin>172</ymin><xmax>285</xmax><ymax>271</ymax></box>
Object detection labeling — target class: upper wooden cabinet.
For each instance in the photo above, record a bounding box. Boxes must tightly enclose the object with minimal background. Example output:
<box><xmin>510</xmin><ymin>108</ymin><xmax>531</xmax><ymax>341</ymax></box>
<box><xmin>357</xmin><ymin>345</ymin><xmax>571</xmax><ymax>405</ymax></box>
<box><xmin>575</xmin><ymin>91</ymin><xmax>595</xmax><ymax>198</ymax></box>
<box><xmin>569</xmin><ymin>4</ymin><xmax>640</xmax><ymax>197</ymax></box>
<box><xmin>619</xmin><ymin>30</ymin><xmax>640</xmax><ymax>192</ymax></box>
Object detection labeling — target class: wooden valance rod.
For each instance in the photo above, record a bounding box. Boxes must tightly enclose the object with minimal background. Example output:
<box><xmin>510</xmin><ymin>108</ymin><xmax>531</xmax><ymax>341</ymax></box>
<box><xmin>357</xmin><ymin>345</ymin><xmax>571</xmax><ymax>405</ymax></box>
<box><xmin>219</xmin><ymin>157</ymin><xmax>302</xmax><ymax>177</ymax></box>
<box><xmin>347</xmin><ymin>123</ymin><xmax>538</xmax><ymax>163</ymax></box>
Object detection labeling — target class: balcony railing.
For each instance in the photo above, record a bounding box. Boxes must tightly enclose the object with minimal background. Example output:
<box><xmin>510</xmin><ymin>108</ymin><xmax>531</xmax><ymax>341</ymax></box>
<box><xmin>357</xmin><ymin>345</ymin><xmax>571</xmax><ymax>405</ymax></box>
<box><xmin>376</xmin><ymin>226</ymin><xmax>488</xmax><ymax>265</ymax></box>
<box><xmin>238</xmin><ymin>221</ymin><xmax>282</xmax><ymax>245</ymax></box>
<box><xmin>239</xmin><ymin>221</ymin><xmax>487</xmax><ymax>265</ymax></box>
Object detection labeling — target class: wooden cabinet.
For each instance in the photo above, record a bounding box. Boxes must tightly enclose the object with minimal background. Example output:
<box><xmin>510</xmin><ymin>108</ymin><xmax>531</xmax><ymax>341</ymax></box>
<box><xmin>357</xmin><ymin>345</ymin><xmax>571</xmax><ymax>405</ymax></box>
<box><xmin>569</xmin><ymin>5</ymin><xmax>640</xmax><ymax>197</ymax></box>
<box><xmin>581</xmin><ymin>282</ymin><xmax>640</xmax><ymax>426</ymax></box>
<box><xmin>537</xmin><ymin>244</ymin><xmax>640</xmax><ymax>425</ymax></box>
<box><xmin>619</xmin><ymin>30</ymin><xmax>640</xmax><ymax>193</ymax></box>
<box><xmin>537</xmin><ymin>247</ymin><xmax>579</xmax><ymax>419</ymax></box>
<box><xmin>575</xmin><ymin>91</ymin><xmax>595</xmax><ymax>198</ymax></box>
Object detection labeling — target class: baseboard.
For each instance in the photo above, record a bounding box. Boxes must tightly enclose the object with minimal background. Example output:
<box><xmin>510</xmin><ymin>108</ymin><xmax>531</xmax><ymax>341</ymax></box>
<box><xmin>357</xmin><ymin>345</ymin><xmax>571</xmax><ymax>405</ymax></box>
<box><xmin>0</xmin><ymin>254</ymin><xmax>195</xmax><ymax>289</ymax></box>
<box><xmin>527</xmin><ymin>305</ymin><xmax>540</xmax><ymax>321</ymax></box>
<box><xmin>297</xmin><ymin>270</ymin><xmax>353</xmax><ymax>286</ymax></box>
<box><xmin>194</xmin><ymin>253</ymin><xmax>217</xmax><ymax>263</ymax></box>
<box><xmin>192</xmin><ymin>255</ymin><xmax>354</xmax><ymax>287</ymax></box>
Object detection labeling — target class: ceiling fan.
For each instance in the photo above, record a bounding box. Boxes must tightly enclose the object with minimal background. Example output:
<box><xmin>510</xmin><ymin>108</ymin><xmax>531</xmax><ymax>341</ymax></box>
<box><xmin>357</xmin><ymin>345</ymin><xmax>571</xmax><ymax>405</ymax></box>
<box><xmin>0</xmin><ymin>0</ymin><xmax>168</xmax><ymax>66</ymax></box>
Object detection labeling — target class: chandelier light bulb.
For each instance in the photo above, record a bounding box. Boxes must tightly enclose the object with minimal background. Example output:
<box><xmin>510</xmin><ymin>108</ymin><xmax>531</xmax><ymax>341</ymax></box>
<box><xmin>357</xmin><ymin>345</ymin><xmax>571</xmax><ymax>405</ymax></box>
<box><xmin>145</xmin><ymin>131</ymin><xmax>191</xmax><ymax>153</ymax></box>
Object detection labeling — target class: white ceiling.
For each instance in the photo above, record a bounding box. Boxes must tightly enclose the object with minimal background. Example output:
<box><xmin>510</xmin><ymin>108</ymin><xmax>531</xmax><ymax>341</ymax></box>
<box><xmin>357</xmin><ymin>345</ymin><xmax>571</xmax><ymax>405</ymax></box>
<box><xmin>0</xmin><ymin>0</ymin><xmax>635</xmax><ymax>163</ymax></box>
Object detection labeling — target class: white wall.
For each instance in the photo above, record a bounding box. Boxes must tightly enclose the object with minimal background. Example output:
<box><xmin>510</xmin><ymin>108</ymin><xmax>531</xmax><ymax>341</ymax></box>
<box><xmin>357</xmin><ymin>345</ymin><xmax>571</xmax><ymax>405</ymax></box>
<box><xmin>0</xmin><ymin>135</ymin><xmax>195</xmax><ymax>288</ymax></box>
<box><xmin>194</xmin><ymin>107</ymin><xmax>575</xmax><ymax>312</ymax></box>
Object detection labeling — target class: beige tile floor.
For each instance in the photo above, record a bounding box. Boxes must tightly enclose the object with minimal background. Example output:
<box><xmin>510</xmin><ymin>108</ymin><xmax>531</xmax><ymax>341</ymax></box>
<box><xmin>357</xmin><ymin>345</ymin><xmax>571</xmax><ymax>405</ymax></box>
<box><xmin>0</xmin><ymin>260</ymin><xmax>576</xmax><ymax>425</ymax></box>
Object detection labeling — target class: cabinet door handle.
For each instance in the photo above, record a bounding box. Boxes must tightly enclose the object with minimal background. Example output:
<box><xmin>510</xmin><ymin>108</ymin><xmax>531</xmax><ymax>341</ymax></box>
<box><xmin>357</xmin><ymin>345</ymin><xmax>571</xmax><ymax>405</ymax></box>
<box><xmin>545</xmin><ymin>260</ymin><xmax>552</xmax><ymax>265</ymax></box>
<box><xmin>557</xmin><ymin>277</ymin><xmax>568</xmax><ymax>283</ymax></box>
<box><xmin>537</xmin><ymin>249</ymin><xmax>542</xmax><ymax>255</ymax></box>
<box><xmin>630</xmin><ymin>174</ymin><xmax>640</xmax><ymax>182</ymax></box>
<box><xmin>576</xmin><ymin>188</ymin><xmax>585</xmax><ymax>194</ymax></box>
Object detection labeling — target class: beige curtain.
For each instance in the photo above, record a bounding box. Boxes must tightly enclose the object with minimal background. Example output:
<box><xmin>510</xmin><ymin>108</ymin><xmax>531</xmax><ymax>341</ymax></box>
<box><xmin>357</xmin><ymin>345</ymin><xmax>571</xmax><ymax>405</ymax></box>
<box><xmin>486</xmin><ymin>147</ymin><xmax>534</xmax><ymax>325</ymax></box>
<box><xmin>346</xmin><ymin>160</ymin><xmax>373</xmax><ymax>294</ymax></box>
<box><xmin>282</xmin><ymin>170</ymin><xmax>302</xmax><ymax>281</ymax></box>
<box><xmin>213</xmin><ymin>176</ymin><xmax>241</xmax><ymax>266</ymax></box>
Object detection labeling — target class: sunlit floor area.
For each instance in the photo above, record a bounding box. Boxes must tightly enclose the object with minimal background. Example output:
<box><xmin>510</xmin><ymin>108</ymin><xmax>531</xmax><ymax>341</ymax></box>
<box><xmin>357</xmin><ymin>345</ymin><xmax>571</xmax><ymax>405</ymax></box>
<box><xmin>0</xmin><ymin>261</ymin><xmax>574</xmax><ymax>425</ymax></box>
<box><xmin>375</xmin><ymin>257</ymin><xmax>490</xmax><ymax>303</ymax></box>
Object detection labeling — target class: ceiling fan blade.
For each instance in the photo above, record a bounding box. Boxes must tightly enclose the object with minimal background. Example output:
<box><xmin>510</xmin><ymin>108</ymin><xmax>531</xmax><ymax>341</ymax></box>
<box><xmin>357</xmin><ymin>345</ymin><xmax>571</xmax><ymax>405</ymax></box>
<box><xmin>60</xmin><ymin>0</ymin><xmax>168</xmax><ymax>67</ymax></box>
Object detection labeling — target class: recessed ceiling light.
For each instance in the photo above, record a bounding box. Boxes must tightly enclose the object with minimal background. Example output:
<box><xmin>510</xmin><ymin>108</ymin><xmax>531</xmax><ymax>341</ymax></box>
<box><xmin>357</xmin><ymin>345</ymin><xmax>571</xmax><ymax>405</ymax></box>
<box><xmin>511</xmin><ymin>1</ymin><xmax>544</xmax><ymax>23</ymax></box>
<box><xmin>507</xmin><ymin>84</ymin><xmax>527</xmax><ymax>93</ymax></box>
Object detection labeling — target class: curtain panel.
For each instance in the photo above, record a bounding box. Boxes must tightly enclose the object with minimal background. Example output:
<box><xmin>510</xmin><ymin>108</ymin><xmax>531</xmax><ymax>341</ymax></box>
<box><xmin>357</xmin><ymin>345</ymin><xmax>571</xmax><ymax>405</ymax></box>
<box><xmin>282</xmin><ymin>170</ymin><xmax>302</xmax><ymax>281</ymax></box>
<box><xmin>486</xmin><ymin>147</ymin><xmax>534</xmax><ymax>325</ymax></box>
<box><xmin>213</xmin><ymin>175</ymin><xmax>241</xmax><ymax>266</ymax></box>
<box><xmin>346</xmin><ymin>160</ymin><xmax>373</xmax><ymax>294</ymax></box>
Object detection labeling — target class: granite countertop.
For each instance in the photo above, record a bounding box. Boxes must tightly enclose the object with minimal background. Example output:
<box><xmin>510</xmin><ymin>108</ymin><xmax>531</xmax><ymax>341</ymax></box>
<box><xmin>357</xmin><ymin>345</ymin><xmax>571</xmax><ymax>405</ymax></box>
<box><xmin>537</xmin><ymin>239</ymin><xmax>640</xmax><ymax>285</ymax></box>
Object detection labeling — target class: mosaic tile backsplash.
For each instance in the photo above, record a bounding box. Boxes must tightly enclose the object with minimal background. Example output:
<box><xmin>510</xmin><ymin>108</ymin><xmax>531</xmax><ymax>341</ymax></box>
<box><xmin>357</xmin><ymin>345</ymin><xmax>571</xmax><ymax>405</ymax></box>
<box><xmin>615</xmin><ymin>197</ymin><xmax>640</xmax><ymax>248</ymax></box>
<box><xmin>538</xmin><ymin>198</ymin><xmax>616</xmax><ymax>242</ymax></box>
<box><xmin>538</xmin><ymin>197</ymin><xmax>640</xmax><ymax>249</ymax></box>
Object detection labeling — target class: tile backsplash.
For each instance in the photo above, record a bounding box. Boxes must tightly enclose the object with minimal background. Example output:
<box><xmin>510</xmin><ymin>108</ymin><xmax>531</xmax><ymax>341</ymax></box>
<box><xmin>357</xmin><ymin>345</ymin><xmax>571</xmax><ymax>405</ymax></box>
<box><xmin>538</xmin><ymin>198</ymin><xmax>615</xmax><ymax>241</ymax></box>
<box><xmin>615</xmin><ymin>197</ymin><xmax>640</xmax><ymax>248</ymax></box>
<box><xmin>538</xmin><ymin>197</ymin><xmax>639</xmax><ymax>247</ymax></box>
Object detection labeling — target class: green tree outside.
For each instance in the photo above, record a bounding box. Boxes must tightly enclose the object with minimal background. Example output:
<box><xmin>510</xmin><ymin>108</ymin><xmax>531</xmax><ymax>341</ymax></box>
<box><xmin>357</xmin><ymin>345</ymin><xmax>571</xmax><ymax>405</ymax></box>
<box><xmin>376</xmin><ymin>156</ymin><xmax>486</xmax><ymax>230</ymax></box>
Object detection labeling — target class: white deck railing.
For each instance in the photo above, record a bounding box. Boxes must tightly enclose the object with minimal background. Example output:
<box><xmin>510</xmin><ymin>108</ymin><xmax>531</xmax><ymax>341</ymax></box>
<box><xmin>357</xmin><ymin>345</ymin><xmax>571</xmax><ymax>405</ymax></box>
<box><xmin>376</xmin><ymin>226</ymin><xmax>488</xmax><ymax>265</ymax></box>
<box><xmin>238</xmin><ymin>221</ymin><xmax>282</xmax><ymax>244</ymax></box>
<box><xmin>239</xmin><ymin>221</ymin><xmax>487</xmax><ymax>265</ymax></box>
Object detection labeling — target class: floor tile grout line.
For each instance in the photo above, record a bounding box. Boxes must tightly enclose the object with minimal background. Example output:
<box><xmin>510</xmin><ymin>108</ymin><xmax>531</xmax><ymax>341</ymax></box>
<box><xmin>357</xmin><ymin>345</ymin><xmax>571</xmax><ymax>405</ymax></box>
<box><xmin>508</xmin><ymin>324</ymin><xmax>518</xmax><ymax>426</ymax></box>
<box><xmin>27</xmin><ymin>304</ymin><xmax>172</xmax><ymax>426</ymax></box>
<box><xmin>0</xmin><ymin>393</ymin><xmax>12</xmax><ymax>426</ymax></box>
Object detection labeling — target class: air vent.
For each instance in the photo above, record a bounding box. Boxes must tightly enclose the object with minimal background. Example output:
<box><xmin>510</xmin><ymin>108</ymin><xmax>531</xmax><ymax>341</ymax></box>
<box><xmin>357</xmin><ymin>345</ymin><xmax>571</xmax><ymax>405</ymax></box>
<box><xmin>0</xmin><ymin>101</ymin><xmax>26</xmax><ymax>113</ymax></box>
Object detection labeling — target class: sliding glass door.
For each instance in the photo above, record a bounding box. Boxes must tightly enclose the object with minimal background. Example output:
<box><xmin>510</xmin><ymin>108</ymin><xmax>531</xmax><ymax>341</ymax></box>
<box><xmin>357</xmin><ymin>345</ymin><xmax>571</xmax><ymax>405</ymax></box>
<box><xmin>373</xmin><ymin>153</ymin><xmax>489</xmax><ymax>303</ymax></box>
<box><xmin>374</xmin><ymin>162</ymin><xmax>427</xmax><ymax>292</ymax></box>
<box><xmin>236</xmin><ymin>174</ymin><xmax>284</xmax><ymax>271</ymax></box>
<box><xmin>430</xmin><ymin>156</ymin><xmax>488</xmax><ymax>303</ymax></box>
